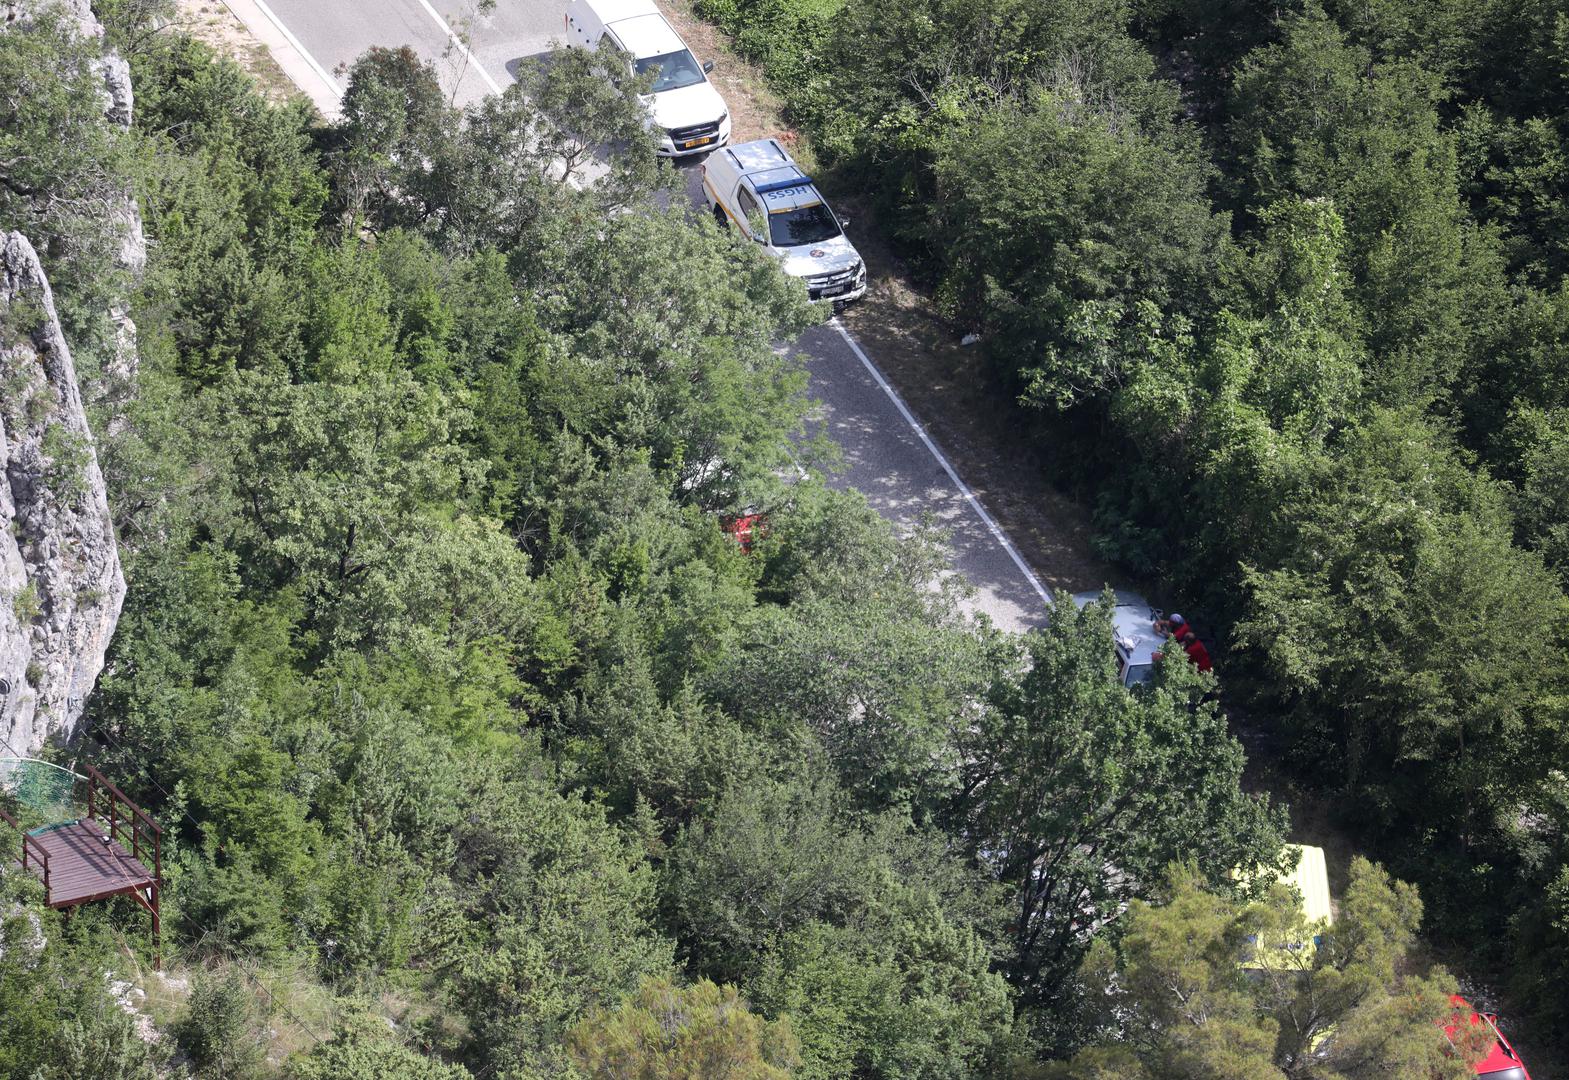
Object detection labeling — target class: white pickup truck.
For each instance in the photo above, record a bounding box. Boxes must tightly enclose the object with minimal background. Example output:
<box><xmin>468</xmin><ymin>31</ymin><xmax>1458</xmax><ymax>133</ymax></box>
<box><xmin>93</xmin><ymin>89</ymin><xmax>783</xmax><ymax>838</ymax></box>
<box><xmin>702</xmin><ymin>139</ymin><xmax>867</xmax><ymax>305</ymax></box>
<box><xmin>564</xmin><ymin>0</ymin><xmax>730</xmax><ymax>157</ymax></box>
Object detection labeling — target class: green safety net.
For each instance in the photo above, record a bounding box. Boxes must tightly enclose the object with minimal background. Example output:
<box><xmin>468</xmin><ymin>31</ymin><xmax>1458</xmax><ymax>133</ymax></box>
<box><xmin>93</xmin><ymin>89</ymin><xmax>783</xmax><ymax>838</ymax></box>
<box><xmin>0</xmin><ymin>758</ymin><xmax>82</xmax><ymax>827</ymax></box>
<box><xmin>24</xmin><ymin>820</ymin><xmax>79</xmax><ymax>836</ymax></box>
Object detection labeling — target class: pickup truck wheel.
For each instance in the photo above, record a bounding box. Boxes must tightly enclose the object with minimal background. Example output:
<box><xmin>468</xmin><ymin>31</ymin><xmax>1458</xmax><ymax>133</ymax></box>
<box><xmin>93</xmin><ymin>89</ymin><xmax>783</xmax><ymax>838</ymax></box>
<box><xmin>712</xmin><ymin>203</ymin><xmax>729</xmax><ymax>230</ymax></box>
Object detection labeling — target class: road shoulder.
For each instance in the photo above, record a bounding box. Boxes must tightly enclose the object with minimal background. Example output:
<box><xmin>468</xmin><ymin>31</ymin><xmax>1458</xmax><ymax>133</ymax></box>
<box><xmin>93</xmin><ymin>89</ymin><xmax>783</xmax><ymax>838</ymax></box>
<box><xmin>187</xmin><ymin>0</ymin><xmax>340</xmax><ymax>115</ymax></box>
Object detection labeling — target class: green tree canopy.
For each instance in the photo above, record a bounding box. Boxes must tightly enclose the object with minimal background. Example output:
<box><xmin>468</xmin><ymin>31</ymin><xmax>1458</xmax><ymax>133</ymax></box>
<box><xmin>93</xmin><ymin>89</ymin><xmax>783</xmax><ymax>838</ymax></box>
<box><xmin>568</xmin><ymin>977</ymin><xmax>800</xmax><ymax>1080</ymax></box>
<box><xmin>959</xmin><ymin>593</ymin><xmax>1285</xmax><ymax>1006</ymax></box>
<box><xmin>1048</xmin><ymin>860</ymin><xmax>1484</xmax><ymax>1079</ymax></box>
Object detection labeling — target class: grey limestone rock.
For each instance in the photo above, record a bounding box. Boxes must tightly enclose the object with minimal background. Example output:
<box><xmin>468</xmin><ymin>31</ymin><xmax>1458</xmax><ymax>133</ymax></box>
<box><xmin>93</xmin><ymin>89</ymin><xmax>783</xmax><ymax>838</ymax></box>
<box><xmin>1</xmin><ymin>231</ymin><xmax>127</xmax><ymax>756</ymax></box>
<box><xmin>0</xmin><ymin>2</ymin><xmax>141</xmax><ymax>757</ymax></box>
<box><xmin>101</xmin><ymin>52</ymin><xmax>133</xmax><ymax>127</ymax></box>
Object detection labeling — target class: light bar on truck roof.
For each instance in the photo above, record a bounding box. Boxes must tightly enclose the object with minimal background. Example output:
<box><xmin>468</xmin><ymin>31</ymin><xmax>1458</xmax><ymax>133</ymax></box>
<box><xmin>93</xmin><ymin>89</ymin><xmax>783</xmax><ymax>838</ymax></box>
<box><xmin>753</xmin><ymin>175</ymin><xmax>813</xmax><ymax>195</ymax></box>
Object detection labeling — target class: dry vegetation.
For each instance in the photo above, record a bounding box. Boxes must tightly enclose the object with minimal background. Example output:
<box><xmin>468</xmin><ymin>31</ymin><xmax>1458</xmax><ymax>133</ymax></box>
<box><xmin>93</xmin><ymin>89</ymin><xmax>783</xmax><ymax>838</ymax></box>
<box><xmin>171</xmin><ymin>1</ymin><xmax>303</xmax><ymax>103</ymax></box>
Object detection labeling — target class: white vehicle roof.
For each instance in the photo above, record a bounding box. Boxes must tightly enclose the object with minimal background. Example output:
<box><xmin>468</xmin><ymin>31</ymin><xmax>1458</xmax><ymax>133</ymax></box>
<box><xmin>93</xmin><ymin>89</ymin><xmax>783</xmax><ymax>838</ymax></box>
<box><xmin>716</xmin><ymin>140</ymin><xmax>825</xmax><ymax>213</ymax></box>
<box><xmin>726</xmin><ymin>139</ymin><xmax>793</xmax><ymax>172</ymax></box>
<box><xmin>582</xmin><ymin>0</ymin><xmax>660</xmax><ymax>24</ymax></box>
<box><xmin>608</xmin><ymin>11</ymin><xmax>686</xmax><ymax>58</ymax></box>
<box><xmin>1072</xmin><ymin>589</ymin><xmax>1162</xmax><ymax>671</ymax></box>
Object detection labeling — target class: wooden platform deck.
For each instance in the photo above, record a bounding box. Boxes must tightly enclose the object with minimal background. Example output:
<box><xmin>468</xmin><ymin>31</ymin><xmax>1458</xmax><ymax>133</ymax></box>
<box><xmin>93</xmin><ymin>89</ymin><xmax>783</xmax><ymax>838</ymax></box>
<box><xmin>2</xmin><ymin>764</ymin><xmax>163</xmax><ymax>966</ymax></box>
<box><xmin>26</xmin><ymin>817</ymin><xmax>156</xmax><ymax>908</ymax></box>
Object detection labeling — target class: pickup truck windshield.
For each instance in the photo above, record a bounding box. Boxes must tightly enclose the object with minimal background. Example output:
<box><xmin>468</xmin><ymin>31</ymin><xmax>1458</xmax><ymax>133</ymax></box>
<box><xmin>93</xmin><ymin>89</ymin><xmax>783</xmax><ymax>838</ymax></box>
<box><xmin>768</xmin><ymin>203</ymin><xmax>841</xmax><ymax>247</ymax></box>
<box><xmin>635</xmin><ymin>50</ymin><xmax>705</xmax><ymax>92</ymax></box>
<box><xmin>1124</xmin><ymin>663</ymin><xmax>1154</xmax><ymax>688</ymax></box>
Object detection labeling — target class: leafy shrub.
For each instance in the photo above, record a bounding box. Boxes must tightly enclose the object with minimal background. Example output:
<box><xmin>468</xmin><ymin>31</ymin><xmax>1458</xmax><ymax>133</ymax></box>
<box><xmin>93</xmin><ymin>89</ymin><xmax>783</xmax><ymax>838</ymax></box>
<box><xmin>290</xmin><ymin>1008</ymin><xmax>472</xmax><ymax>1080</ymax></box>
<box><xmin>568</xmin><ymin>976</ymin><xmax>800</xmax><ymax>1079</ymax></box>
<box><xmin>175</xmin><ymin>968</ymin><xmax>264</xmax><ymax>1078</ymax></box>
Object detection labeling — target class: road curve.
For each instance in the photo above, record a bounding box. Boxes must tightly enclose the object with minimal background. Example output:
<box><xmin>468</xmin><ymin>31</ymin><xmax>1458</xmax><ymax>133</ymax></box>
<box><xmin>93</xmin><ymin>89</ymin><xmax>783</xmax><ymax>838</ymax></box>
<box><xmin>222</xmin><ymin>0</ymin><xmax>1051</xmax><ymax>632</ymax></box>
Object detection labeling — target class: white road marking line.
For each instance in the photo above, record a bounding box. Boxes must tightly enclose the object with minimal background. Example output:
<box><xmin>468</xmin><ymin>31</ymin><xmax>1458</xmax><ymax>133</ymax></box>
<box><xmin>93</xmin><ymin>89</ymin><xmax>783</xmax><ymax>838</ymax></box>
<box><xmin>829</xmin><ymin>317</ymin><xmax>1053</xmax><ymax>610</ymax></box>
<box><xmin>246</xmin><ymin>0</ymin><xmax>342</xmax><ymax>100</ymax></box>
<box><xmin>413</xmin><ymin>0</ymin><xmax>505</xmax><ymax>96</ymax></box>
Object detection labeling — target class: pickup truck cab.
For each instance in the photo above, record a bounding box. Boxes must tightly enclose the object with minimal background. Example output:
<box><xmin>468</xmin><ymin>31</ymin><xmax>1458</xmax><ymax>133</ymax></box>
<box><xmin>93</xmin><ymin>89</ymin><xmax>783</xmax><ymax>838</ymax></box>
<box><xmin>702</xmin><ymin>139</ymin><xmax>867</xmax><ymax>305</ymax></box>
<box><xmin>564</xmin><ymin>0</ymin><xmax>730</xmax><ymax>156</ymax></box>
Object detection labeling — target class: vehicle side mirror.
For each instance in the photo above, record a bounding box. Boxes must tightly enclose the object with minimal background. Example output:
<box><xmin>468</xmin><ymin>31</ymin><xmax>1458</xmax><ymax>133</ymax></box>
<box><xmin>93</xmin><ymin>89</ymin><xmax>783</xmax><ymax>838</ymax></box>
<box><xmin>839</xmin><ymin>216</ymin><xmax>851</xmax><ymax>230</ymax></box>
<box><xmin>702</xmin><ymin>59</ymin><xmax>715</xmax><ymax>74</ymax></box>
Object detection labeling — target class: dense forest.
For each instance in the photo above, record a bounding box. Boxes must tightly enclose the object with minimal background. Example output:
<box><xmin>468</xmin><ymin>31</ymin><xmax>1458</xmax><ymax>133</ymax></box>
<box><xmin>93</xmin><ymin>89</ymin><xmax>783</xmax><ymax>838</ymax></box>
<box><xmin>1</xmin><ymin>0</ymin><xmax>1566</xmax><ymax>1075</ymax></box>
<box><xmin>701</xmin><ymin>0</ymin><xmax>1569</xmax><ymax>1061</ymax></box>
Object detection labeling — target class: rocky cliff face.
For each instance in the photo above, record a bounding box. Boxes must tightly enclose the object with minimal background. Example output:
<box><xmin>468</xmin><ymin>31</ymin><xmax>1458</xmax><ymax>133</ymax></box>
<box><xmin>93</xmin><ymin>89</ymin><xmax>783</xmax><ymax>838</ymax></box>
<box><xmin>0</xmin><ymin>0</ymin><xmax>140</xmax><ymax>755</ymax></box>
<box><xmin>1</xmin><ymin>232</ymin><xmax>128</xmax><ymax>757</ymax></box>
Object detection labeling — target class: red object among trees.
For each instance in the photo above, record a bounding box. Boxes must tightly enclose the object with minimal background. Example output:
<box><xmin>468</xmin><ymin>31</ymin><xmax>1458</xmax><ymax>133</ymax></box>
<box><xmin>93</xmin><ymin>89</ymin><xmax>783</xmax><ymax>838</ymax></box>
<box><xmin>721</xmin><ymin>512</ymin><xmax>766</xmax><ymax>554</ymax></box>
<box><xmin>1154</xmin><ymin>630</ymin><xmax>1213</xmax><ymax>675</ymax></box>
<box><xmin>1444</xmin><ymin>995</ymin><xmax>1531</xmax><ymax>1079</ymax></box>
<box><xmin>1182</xmin><ymin>634</ymin><xmax>1212</xmax><ymax>673</ymax></box>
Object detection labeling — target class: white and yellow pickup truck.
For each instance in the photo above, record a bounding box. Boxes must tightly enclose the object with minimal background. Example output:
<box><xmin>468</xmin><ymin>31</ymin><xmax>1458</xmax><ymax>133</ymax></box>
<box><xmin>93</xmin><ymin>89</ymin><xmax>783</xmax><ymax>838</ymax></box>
<box><xmin>702</xmin><ymin>139</ymin><xmax>867</xmax><ymax>306</ymax></box>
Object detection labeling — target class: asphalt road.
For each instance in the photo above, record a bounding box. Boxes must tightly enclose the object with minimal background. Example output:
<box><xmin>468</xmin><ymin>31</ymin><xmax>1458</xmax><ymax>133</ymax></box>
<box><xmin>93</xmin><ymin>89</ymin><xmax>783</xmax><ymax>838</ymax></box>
<box><xmin>226</xmin><ymin>0</ymin><xmax>1052</xmax><ymax>632</ymax></box>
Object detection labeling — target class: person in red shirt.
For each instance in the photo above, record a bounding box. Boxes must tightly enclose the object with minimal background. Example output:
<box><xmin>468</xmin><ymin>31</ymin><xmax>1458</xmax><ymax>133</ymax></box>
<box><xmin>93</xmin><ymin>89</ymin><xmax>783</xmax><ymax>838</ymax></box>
<box><xmin>1179</xmin><ymin>629</ymin><xmax>1212</xmax><ymax>673</ymax></box>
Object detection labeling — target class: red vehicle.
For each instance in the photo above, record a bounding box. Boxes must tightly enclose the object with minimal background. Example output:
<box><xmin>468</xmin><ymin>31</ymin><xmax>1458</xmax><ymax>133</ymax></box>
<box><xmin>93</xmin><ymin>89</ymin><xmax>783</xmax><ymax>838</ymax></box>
<box><xmin>1445</xmin><ymin>996</ymin><xmax>1531</xmax><ymax>1080</ymax></box>
<box><xmin>720</xmin><ymin>512</ymin><xmax>766</xmax><ymax>554</ymax></box>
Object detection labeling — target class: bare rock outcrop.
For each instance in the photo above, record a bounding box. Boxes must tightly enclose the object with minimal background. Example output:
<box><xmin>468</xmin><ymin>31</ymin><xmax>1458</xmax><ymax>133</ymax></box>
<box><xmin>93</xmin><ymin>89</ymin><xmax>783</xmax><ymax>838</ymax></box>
<box><xmin>1</xmin><ymin>231</ymin><xmax>126</xmax><ymax>756</ymax></box>
<box><xmin>2</xmin><ymin>1</ymin><xmax>137</xmax><ymax>140</ymax></box>
<box><xmin>0</xmin><ymin>1</ymin><xmax>144</xmax><ymax>754</ymax></box>
<box><xmin>91</xmin><ymin>7</ymin><xmax>147</xmax><ymax>401</ymax></box>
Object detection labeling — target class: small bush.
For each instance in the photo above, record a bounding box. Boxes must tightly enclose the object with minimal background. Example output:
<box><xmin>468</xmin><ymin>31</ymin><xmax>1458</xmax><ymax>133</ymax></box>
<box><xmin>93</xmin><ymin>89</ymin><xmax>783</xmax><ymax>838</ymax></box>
<box><xmin>40</xmin><ymin>423</ymin><xmax>92</xmax><ymax>501</ymax></box>
<box><xmin>694</xmin><ymin>0</ymin><xmax>841</xmax><ymax>96</ymax></box>
<box><xmin>13</xmin><ymin>580</ymin><xmax>42</xmax><ymax>623</ymax></box>
<box><xmin>175</xmin><ymin>968</ymin><xmax>264</xmax><ymax>1079</ymax></box>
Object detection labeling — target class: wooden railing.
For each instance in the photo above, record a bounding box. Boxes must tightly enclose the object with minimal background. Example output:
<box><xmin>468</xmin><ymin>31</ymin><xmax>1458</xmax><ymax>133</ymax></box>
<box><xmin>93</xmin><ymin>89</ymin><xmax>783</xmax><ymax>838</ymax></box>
<box><xmin>83</xmin><ymin>764</ymin><xmax>161</xmax><ymax>888</ymax></box>
<box><xmin>0</xmin><ymin>803</ymin><xmax>50</xmax><ymax>896</ymax></box>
